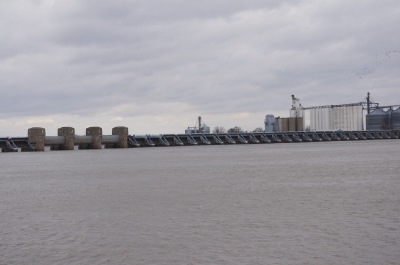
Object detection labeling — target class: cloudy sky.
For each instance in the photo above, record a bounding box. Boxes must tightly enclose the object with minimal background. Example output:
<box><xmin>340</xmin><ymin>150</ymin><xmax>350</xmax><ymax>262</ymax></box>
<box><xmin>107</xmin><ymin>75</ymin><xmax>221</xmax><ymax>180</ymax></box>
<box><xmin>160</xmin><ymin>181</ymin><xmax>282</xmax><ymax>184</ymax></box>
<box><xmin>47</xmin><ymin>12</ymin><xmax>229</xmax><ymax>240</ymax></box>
<box><xmin>1</xmin><ymin>0</ymin><xmax>399</xmax><ymax>136</ymax></box>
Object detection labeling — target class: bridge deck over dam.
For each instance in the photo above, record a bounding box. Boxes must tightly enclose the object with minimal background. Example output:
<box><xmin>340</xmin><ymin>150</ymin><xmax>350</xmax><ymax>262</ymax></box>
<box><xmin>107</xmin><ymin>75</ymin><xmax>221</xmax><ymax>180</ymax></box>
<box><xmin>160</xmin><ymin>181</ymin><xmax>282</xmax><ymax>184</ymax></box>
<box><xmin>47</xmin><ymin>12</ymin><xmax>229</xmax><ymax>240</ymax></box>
<box><xmin>0</xmin><ymin>126</ymin><xmax>399</xmax><ymax>152</ymax></box>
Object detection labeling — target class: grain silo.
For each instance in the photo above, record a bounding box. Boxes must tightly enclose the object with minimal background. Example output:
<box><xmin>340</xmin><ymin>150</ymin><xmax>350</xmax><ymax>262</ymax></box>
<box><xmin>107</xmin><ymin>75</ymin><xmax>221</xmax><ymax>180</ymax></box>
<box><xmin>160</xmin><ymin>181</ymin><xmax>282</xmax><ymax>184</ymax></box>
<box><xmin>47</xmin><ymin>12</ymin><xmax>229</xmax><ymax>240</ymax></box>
<box><xmin>296</xmin><ymin>117</ymin><xmax>304</xmax><ymax>131</ymax></box>
<box><xmin>277</xmin><ymin>118</ymin><xmax>290</xmax><ymax>132</ymax></box>
<box><xmin>288</xmin><ymin>118</ymin><xmax>296</xmax><ymax>131</ymax></box>
<box><xmin>366</xmin><ymin>108</ymin><xmax>389</xmax><ymax>130</ymax></box>
<box><xmin>264</xmin><ymin>115</ymin><xmax>275</xmax><ymax>133</ymax></box>
<box><xmin>391</xmin><ymin>107</ymin><xmax>400</xmax><ymax>130</ymax></box>
<box><xmin>308</xmin><ymin>104</ymin><xmax>363</xmax><ymax>131</ymax></box>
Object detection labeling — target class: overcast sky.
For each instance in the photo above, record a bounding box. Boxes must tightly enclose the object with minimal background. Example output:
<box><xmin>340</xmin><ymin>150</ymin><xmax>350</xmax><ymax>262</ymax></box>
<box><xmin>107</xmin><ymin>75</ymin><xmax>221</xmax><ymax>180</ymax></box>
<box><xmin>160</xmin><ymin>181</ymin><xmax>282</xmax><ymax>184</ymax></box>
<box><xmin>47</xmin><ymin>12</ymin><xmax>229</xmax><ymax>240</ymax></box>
<box><xmin>1</xmin><ymin>0</ymin><xmax>399</xmax><ymax>136</ymax></box>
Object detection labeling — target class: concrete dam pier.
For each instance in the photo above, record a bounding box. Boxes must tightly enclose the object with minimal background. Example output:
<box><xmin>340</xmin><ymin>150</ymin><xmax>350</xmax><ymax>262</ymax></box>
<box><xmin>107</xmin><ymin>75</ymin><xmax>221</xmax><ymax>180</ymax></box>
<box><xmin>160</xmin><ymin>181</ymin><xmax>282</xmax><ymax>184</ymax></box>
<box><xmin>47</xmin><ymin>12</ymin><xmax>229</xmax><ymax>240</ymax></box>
<box><xmin>0</xmin><ymin>126</ymin><xmax>399</xmax><ymax>152</ymax></box>
<box><xmin>1</xmin><ymin>126</ymin><xmax>128</xmax><ymax>152</ymax></box>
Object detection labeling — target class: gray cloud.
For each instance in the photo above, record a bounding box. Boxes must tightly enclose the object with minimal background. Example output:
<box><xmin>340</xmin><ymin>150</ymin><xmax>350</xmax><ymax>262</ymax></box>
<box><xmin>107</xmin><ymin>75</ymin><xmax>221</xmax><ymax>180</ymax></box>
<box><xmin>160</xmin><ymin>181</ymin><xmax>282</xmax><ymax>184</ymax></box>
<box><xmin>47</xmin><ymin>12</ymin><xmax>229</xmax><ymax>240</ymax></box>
<box><xmin>1</xmin><ymin>0</ymin><xmax>399</xmax><ymax>135</ymax></box>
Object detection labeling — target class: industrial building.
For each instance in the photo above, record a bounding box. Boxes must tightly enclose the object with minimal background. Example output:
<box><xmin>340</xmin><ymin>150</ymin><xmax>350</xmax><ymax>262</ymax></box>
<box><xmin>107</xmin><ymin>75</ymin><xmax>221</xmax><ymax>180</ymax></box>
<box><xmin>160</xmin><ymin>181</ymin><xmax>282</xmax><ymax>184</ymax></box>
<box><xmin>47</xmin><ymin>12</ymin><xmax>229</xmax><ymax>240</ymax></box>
<box><xmin>265</xmin><ymin>95</ymin><xmax>304</xmax><ymax>132</ymax></box>
<box><xmin>266</xmin><ymin>93</ymin><xmax>400</xmax><ymax>132</ymax></box>
<box><xmin>185</xmin><ymin>116</ymin><xmax>210</xmax><ymax>134</ymax></box>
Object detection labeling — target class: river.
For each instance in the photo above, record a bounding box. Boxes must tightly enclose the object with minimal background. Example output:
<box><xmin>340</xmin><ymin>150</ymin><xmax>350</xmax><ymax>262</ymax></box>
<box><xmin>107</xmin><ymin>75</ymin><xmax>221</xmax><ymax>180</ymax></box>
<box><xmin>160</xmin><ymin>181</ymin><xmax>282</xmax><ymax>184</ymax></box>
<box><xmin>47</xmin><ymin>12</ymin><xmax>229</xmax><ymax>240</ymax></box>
<box><xmin>1</xmin><ymin>140</ymin><xmax>399</xmax><ymax>264</ymax></box>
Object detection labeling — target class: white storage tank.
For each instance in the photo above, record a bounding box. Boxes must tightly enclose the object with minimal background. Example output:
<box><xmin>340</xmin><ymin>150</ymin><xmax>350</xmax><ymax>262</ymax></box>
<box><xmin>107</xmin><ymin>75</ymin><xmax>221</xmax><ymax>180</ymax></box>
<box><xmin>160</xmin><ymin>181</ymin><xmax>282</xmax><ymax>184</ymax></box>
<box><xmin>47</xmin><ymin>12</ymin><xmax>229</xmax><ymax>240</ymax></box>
<box><xmin>264</xmin><ymin>115</ymin><xmax>275</xmax><ymax>132</ymax></box>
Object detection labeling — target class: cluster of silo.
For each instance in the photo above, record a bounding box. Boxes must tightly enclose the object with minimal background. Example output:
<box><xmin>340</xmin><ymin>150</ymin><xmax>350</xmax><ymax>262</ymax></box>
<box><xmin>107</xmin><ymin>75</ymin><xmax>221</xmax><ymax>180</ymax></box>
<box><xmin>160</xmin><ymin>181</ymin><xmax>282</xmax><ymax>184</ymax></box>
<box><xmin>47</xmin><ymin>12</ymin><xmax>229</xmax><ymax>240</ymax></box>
<box><xmin>309</xmin><ymin>107</ymin><xmax>333</xmax><ymax>131</ymax></box>
<box><xmin>185</xmin><ymin>125</ymin><xmax>210</xmax><ymax>134</ymax></box>
<box><xmin>333</xmin><ymin>105</ymin><xmax>363</xmax><ymax>130</ymax></box>
<box><xmin>309</xmin><ymin>104</ymin><xmax>363</xmax><ymax>131</ymax></box>
<box><xmin>185</xmin><ymin>116</ymin><xmax>211</xmax><ymax>134</ymax></box>
<box><xmin>366</xmin><ymin>108</ymin><xmax>400</xmax><ymax>130</ymax></box>
<box><xmin>392</xmin><ymin>108</ymin><xmax>400</xmax><ymax>130</ymax></box>
<box><xmin>268</xmin><ymin>116</ymin><xmax>304</xmax><ymax>132</ymax></box>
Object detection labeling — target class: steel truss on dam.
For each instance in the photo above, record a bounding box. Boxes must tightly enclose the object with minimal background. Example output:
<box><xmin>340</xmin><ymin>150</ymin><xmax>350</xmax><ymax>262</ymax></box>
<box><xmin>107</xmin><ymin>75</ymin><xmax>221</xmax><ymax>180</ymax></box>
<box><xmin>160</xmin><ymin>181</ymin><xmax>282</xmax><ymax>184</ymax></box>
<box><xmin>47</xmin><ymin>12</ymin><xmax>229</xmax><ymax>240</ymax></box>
<box><xmin>0</xmin><ymin>126</ymin><xmax>399</xmax><ymax>152</ymax></box>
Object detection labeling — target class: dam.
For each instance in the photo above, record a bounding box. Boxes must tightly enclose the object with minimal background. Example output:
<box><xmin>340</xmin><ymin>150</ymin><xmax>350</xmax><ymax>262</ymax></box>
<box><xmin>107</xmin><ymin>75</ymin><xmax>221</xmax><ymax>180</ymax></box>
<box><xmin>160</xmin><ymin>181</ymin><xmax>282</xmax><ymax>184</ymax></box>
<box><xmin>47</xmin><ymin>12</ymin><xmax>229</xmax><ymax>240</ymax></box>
<box><xmin>0</xmin><ymin>126</ymin><xmax>398</xmax><ymax>152</ymax></box>
<box><xmin>2</xmin><ymin>93</ymin><xmax>399</xmax><ymax>153</ymax></box>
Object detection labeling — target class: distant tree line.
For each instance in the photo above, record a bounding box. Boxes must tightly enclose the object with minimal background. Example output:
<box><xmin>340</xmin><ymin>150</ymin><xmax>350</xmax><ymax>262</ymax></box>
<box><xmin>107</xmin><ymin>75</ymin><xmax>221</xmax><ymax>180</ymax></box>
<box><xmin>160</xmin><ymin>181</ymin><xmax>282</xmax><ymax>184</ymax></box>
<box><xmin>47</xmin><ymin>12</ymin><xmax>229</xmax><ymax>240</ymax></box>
<box><xmin>212</xmin><ymin>126</ymin><xmax>265</xmax><ymax>134</ymax></box>
<box><xmin>212</xmin><ymin>126</ymin><xmax>226</xmax><ymax>134</ymax></box>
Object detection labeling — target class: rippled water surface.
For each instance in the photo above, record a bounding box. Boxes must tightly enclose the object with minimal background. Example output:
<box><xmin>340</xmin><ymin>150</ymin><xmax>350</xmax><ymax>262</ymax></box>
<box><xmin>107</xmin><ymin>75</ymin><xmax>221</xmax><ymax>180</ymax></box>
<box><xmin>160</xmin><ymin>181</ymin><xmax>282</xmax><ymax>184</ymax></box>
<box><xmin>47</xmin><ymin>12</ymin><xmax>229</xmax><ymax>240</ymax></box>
<box><xmin>1</xmin><ymin>140</ymin><xmax>400</xmax><ymax>265</ymax></box>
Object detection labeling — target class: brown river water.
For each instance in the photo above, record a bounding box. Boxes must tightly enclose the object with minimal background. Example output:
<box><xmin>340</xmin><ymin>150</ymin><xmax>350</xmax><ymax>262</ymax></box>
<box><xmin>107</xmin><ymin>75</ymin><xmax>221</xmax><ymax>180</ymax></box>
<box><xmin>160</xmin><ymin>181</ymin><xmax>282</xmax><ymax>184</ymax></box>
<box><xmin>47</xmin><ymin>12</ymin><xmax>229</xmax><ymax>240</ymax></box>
<box><xmin>1</xmin><ymin>140</ymin><xmax>399</xmax><ymax>265</ymax></box>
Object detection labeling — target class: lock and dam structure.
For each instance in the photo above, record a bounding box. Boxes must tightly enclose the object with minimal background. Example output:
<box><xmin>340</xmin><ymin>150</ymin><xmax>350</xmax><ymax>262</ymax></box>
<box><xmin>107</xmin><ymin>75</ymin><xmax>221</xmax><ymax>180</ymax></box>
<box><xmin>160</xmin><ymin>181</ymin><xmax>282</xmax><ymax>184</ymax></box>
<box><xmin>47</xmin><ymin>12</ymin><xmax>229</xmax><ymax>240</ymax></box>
<box><xmin>2</xmin><ymin>93</ymin><xmax>399</xmax><ymax>153</ymax></box>
<box><xmin>0</xmin><ymin>126</ymin><xmax>399</xmax><ymax>153</ymax></box>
